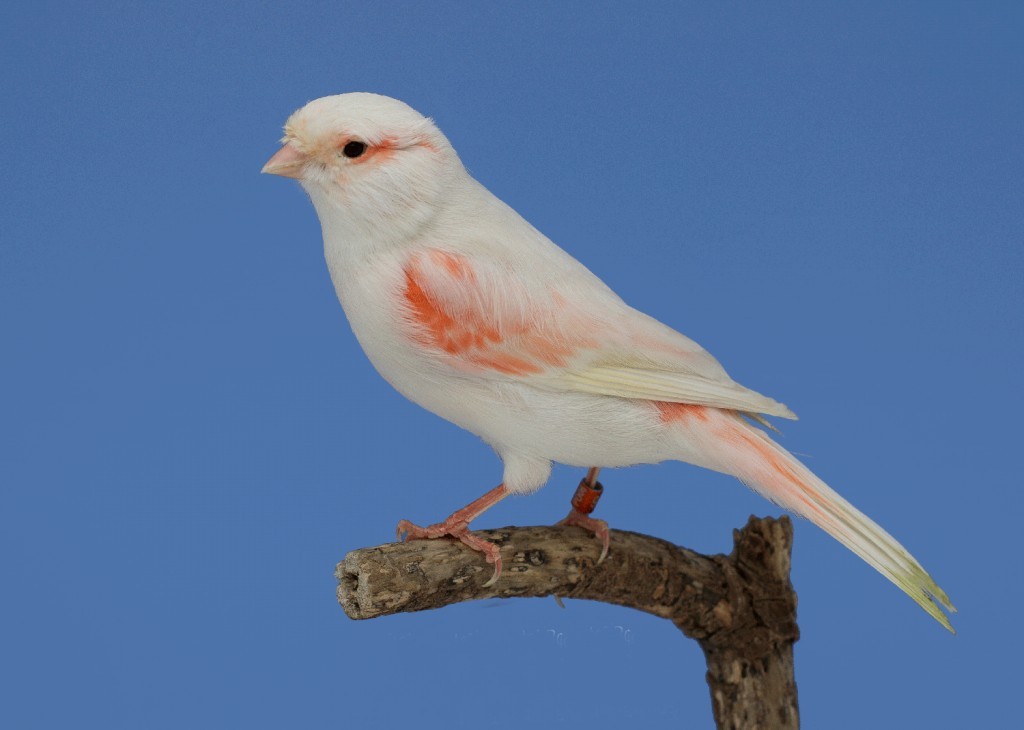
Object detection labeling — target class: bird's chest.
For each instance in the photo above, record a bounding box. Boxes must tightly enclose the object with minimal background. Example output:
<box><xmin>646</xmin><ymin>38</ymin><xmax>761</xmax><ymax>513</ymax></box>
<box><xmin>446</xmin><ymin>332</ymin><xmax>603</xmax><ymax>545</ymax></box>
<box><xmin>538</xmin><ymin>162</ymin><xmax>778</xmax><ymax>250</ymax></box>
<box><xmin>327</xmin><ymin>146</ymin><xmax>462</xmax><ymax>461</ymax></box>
<box><xmin>329</xmin><ymin>251</ymin><xmax>413</xmax><ymax>367</ymax></box>
<box><xmin>324</xmin><ymin>248</ymin><xmax>481</xmax><ymax>416</ymax></box>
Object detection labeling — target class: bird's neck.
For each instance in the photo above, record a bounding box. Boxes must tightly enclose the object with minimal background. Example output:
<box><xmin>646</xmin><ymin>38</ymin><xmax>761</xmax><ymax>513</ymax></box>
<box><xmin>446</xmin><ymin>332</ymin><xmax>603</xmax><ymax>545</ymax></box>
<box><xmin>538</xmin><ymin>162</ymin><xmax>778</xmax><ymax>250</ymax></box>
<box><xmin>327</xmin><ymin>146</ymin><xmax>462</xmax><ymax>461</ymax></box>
<box><xmin>312</xmin><ymin>161</ymin><xmax>483</xmax><ymax>258</ymax></box>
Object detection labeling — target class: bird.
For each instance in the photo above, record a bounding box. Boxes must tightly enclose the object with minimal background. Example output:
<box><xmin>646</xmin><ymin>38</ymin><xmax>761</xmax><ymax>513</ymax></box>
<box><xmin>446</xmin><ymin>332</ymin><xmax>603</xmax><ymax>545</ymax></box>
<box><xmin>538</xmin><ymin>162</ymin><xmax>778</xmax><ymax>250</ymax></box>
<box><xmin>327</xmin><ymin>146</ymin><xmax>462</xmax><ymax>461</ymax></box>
<box><xmin>262</xmin><ymin>92</ymin><xmax>955</xmax><ymax>632</ymax></box>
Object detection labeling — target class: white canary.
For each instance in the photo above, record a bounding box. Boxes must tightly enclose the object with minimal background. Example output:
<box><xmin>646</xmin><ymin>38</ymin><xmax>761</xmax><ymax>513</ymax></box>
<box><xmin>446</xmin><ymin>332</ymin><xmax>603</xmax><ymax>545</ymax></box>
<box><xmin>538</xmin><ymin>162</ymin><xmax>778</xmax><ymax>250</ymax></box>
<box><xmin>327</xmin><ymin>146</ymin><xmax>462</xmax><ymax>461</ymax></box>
<box><xmin>263</xmin><ymin>93</ymin><xmax>955</xmax><ymax>631</ymax></box>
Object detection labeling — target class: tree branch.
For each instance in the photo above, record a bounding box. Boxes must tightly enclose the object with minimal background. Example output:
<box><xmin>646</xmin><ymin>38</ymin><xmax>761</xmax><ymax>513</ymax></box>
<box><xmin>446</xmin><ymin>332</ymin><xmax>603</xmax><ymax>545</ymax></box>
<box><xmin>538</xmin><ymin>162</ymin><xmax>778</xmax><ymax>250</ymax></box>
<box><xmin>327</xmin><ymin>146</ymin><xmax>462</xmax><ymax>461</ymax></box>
<box><xmin>336</xmin><ymin>516</ymin><xmax>800</xmax><ymax>729</ymax></box>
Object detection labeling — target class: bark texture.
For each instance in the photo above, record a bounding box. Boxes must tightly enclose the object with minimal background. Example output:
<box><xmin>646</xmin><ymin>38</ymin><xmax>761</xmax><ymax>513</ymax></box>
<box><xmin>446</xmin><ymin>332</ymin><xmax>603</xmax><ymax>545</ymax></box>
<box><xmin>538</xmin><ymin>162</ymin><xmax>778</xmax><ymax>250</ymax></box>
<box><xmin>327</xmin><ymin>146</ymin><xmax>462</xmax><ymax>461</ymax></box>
<box><xmin>336</xmin><ymin>516</ymin><xmax>799</xmax><ymax>729</ymax></box>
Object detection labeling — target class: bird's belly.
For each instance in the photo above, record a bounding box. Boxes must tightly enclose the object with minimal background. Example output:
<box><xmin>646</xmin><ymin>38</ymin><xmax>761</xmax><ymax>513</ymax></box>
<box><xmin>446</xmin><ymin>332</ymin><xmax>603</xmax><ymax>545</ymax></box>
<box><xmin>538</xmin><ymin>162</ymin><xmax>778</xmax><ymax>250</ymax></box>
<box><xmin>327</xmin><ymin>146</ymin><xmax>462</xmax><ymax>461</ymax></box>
<box><xmin>364</xmin><ymin>341</ymin><xmax>678</xmax><ymax>470</ymax></box>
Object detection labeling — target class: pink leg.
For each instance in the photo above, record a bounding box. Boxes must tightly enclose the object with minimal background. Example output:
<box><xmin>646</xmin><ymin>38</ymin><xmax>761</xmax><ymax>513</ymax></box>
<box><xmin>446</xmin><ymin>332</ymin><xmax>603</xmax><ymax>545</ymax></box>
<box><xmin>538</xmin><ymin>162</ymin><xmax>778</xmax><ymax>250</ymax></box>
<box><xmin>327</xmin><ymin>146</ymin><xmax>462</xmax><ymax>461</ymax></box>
<box><xmin>557</xmin><ymin>467</ymin><xmax>611</xmax><ymax>562</ymax></box>
<box><xmin>396</xmin><ymin>483</ymin><xmax>509</xmax><ymax>587</ymax></box>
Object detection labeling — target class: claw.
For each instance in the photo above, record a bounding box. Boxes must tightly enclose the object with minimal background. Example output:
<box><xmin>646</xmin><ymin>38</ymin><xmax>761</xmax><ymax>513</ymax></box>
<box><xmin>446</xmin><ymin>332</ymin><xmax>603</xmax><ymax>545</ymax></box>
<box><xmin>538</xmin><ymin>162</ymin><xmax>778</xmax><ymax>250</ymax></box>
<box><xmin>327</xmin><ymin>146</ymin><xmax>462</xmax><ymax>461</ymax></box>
<box><xmin>482</xmin><ymin>574</ymin><xmax>499</xmax><ymax>589</ymax></box>
<box><xmin>559</xmin><ymin>509</ymin><xmax>611</xmax><ymax>562</ymax></box>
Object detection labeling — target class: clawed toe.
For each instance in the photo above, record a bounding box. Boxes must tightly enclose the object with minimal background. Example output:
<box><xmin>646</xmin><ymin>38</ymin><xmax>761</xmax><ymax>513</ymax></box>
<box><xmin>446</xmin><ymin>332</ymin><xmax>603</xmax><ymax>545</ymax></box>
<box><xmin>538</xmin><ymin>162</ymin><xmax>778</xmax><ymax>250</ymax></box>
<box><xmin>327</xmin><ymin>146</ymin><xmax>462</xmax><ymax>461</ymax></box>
<box><xmin>396</xmin><ymin>518</ymin><xmax>444</xmax><ymax>542</ymax></box>
<box><xmin>394</xmin><ymin>500</ymin><xmax>505</xmax><ymax>586</ymax></box>
<box><xmin>559</xmin><ymin>509</ymin><xmax>611</xmax><ymax>563</ymax></box>
<box><xmin>556</xmin><ymin>473</ymin><xmax>611</xmax><ymax>562</ymax></box>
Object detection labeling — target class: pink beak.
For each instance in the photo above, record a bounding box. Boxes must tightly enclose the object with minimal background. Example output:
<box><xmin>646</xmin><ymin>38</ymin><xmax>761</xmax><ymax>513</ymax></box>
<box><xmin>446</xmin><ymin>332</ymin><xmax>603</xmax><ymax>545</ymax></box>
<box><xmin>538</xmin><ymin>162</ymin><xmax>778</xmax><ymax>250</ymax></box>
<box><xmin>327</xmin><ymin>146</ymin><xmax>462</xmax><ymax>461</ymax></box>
<box><xmin>261</xmin><ymin>142</ymin><xmax>307</xmax><ymax>179</ymax></box>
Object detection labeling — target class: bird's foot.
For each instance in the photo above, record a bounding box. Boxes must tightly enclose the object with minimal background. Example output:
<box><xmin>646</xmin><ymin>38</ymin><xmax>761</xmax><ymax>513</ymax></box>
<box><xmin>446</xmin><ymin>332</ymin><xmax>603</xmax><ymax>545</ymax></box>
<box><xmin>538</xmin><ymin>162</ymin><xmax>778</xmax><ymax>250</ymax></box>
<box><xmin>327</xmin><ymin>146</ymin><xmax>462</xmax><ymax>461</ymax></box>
<box><xmin>395</xmin><ymin>484</ymin><xmax>509</xmax><ymax>587</ymax></box>
<box><xmin>396</xmin><ymin>517</ymin><xmax>503</xmax><ymax>586</ymax></box>
<box><xmin>557</xmin><ymin>474</ymin><xmax>610</xmax><ymax>563</ymax></box>
<box><xmin>558</xmin><ymin>509</ymin><xmax>611</xmax><ymax>563</ymax></box>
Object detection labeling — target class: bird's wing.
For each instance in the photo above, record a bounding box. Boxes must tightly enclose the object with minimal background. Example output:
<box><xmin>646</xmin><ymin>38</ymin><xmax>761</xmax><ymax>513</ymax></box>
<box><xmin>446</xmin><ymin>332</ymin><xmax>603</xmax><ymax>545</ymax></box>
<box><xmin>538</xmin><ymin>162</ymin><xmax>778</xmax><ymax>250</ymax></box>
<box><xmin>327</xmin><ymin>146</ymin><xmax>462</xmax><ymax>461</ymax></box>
<box><xmin>555</xmin><ymin>308</ymin><xmax>797</xmax><ymax>419</ymax></box>
<box><xmin>398</xmin><ymin>248</ymin><xmax>795</xmax><ymax>419</ymax></box>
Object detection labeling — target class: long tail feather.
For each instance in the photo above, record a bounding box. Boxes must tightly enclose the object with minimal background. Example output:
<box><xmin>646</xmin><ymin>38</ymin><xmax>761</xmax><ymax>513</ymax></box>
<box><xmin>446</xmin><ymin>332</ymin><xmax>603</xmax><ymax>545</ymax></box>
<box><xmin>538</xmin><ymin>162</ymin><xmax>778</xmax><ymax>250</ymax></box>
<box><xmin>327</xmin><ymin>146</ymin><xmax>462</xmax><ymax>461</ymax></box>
<box><xmin>720</xmin><ymin>414</ymin><xmax>956</xmax><ymax>632</ymax></box>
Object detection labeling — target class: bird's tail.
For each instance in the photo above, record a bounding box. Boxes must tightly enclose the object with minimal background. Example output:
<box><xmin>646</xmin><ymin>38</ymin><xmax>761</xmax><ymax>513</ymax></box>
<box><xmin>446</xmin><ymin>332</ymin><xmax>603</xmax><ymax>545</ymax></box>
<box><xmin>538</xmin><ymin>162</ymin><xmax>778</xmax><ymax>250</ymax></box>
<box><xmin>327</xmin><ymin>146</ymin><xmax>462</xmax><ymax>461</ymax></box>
<box><xmin>697</xmin><ymin>410</ymin><xmax>956</xmax><ymax>632</ymax></box>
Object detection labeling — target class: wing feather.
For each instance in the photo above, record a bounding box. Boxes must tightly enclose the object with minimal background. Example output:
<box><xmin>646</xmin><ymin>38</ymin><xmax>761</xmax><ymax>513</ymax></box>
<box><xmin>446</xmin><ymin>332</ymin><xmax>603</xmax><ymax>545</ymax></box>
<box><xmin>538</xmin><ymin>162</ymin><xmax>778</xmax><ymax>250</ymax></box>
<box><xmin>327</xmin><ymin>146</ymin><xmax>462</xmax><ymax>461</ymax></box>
<box><xmin>399</xmin><ymin>247</ymin><xmax>796</xmax><ymax>419</ymax></box>
<box><xmin>557</xmin><ymin>366</ymin><xmax>797</xmax><ymax>419</ymax></box>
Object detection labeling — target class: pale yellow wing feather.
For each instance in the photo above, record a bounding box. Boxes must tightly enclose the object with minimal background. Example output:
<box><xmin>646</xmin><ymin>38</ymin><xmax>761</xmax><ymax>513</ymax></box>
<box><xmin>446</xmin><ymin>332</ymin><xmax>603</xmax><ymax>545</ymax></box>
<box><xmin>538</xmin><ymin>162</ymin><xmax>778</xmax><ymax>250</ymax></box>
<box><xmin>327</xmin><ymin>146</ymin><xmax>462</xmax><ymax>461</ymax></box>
<box><xmin>556</xmin><ymin>365</ymin><xmax>797</xmax><ymax>419</ymax></box>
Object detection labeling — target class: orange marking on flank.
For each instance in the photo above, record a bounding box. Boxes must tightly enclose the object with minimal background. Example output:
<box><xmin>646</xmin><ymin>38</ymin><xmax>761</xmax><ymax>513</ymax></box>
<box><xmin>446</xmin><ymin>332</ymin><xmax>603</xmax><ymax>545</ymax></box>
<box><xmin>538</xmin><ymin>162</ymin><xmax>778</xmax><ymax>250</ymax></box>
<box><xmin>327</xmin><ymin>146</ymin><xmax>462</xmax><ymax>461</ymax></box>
<box><xmin>467</xmin><ymin>353</ymin><xmax>543</xmax><ymax>376</ymax></box>
<box><xmin>401</xmin><ymin>251</ymin><xmax>590</xmax><ymax>376</ymax></box>
<box><xmin>403</xmin><ymin>269</ymin><xmax>464</xmax><ymax>353</ymax></box>
<box><xmin>403</xmin><ymin>253</ymin><xmax>504</xmax><ymax>359</ymax></box>
<box><xmin>655</xmin><ymin>402</ymin><xmax>711</xmax><ymax>424</ymax></box>
<box><xmin>429</xmin><ymin>250</ymin><xmax>474</xmax><ymax>280</ymax></box>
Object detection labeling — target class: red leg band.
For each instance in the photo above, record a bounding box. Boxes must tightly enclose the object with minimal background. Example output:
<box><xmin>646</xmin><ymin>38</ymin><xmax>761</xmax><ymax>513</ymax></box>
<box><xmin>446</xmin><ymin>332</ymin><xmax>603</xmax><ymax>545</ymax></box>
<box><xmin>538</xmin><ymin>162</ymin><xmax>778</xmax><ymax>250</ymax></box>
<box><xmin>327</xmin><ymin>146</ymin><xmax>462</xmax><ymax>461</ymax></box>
<box><xmin>570</xmin><ymin>479</ymin><xmax>603</xmax><ymax>515</ymax></box>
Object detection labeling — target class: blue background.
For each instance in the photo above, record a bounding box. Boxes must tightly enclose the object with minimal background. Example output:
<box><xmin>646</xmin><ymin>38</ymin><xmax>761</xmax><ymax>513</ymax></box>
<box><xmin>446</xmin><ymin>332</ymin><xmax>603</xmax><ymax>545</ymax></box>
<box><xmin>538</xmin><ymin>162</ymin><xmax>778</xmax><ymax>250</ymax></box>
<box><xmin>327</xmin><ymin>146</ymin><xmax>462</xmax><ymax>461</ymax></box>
<box><xmin>2</xmin><ymin>2</ymin><xmax>1021</xmax><ymax>727</ymax></box>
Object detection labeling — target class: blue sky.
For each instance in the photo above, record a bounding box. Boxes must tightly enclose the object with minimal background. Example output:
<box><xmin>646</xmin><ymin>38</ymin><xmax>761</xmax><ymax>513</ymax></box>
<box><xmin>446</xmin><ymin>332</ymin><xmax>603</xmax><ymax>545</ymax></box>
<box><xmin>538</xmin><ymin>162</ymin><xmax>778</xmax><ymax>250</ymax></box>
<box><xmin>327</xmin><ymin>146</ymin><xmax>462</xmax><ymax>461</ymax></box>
<box><xmin>2</xmin><ymin>2</ymin><xmax>1021</xmax><ymax>727</ymax></box>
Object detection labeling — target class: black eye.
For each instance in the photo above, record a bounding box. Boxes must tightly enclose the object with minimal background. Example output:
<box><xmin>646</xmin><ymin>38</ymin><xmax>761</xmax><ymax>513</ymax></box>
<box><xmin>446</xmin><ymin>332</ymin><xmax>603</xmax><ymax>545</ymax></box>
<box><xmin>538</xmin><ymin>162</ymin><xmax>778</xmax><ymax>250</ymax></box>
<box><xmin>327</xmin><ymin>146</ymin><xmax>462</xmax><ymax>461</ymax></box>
<box><xmin>342</xmin><ymin>141</ymin><xmax>367</xmax><ymax>159</ymax></box>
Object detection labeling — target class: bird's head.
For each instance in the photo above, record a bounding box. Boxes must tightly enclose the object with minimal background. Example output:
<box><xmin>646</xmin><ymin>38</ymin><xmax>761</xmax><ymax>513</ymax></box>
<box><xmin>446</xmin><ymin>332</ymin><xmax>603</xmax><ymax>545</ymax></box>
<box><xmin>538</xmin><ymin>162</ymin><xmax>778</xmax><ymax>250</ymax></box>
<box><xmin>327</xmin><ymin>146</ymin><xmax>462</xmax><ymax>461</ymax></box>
<box><xmin>263</xmin><ymin>93</ymin><xmax>462</xmax><ymax>241</ymax></box>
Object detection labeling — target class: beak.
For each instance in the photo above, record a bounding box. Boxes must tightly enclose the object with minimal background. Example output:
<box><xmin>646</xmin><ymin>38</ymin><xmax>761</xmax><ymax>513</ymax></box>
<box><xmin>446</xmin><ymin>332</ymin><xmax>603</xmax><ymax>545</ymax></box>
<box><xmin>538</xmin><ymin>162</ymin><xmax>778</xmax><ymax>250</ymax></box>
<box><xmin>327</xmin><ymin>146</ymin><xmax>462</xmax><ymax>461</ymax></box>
<box><xmin>261</xmin><ymin>141</ymin><xmax>307</xmax><ymax>179</ymax></box>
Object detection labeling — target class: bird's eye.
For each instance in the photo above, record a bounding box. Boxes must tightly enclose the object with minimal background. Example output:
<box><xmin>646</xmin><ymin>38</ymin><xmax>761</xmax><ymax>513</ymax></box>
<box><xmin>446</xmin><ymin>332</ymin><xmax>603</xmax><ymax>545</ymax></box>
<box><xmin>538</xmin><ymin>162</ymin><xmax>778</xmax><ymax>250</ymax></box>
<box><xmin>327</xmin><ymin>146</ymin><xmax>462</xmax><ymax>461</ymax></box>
<box><xmin>342</xmin><ymin>141</ymin><xmax>367</xmax><ymax>159</ymax></box>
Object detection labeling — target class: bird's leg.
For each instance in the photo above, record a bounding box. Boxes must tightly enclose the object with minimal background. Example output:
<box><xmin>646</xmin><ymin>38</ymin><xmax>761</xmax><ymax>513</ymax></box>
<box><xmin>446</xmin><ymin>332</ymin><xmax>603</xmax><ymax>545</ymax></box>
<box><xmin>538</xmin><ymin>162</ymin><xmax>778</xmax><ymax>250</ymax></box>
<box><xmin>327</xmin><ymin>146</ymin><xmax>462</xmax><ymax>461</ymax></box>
<box><xmin>396</xmin><ymin>483</ymin><xmax>509</xmax><ymax>587</ymax></box>
<box><xmin>557</xmin><ymin>467</ymin><xmax>610</xmax><ymax>563</ymax></box>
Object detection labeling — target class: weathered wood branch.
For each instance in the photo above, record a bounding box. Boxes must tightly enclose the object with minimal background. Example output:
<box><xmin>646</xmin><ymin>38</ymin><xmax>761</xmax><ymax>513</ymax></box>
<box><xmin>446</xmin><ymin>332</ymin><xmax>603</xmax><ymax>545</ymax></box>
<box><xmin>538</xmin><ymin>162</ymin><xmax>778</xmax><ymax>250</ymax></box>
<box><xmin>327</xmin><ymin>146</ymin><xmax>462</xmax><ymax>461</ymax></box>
<box><xmin>336</xmin><ymin>516</ymin><xmax>800</xmax><ymax>729</ymax></box>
